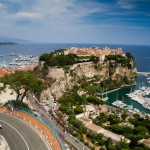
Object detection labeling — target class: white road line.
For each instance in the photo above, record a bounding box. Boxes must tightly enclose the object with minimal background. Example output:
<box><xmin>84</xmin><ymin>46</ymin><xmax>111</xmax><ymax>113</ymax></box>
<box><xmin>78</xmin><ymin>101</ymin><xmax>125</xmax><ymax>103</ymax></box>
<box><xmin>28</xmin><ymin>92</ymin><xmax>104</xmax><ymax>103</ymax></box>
<box><xmin>0</xmin><ymin>112</ymin><xmax>51</xmax><ymax>150</ymax></box>
<box><xmin>0</xmin><ymin>120</ymin><xmax>30</xmax><ymax>150</ymax></box>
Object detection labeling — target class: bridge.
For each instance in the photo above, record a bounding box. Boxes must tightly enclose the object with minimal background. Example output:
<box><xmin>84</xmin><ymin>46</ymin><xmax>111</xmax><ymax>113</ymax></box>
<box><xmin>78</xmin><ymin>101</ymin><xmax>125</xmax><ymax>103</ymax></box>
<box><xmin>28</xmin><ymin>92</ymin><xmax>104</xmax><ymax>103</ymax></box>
<box><xmin>137</xmin><ymin>72</ymin><xmax>150</xmax><ymax>75</ymax></box>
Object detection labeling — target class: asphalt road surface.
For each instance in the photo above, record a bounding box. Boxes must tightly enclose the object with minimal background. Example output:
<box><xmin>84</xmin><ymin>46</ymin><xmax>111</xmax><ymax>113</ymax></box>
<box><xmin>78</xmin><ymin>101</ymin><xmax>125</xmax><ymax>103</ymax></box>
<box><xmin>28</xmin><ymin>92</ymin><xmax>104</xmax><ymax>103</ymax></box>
<box><xmin>29</xmin><ymin>97</ymin><xmax>90</xmax><ymax>150</ymax></box>
<box><xmin>0</xmin><ymin>113</ymin><xmax>50</xmax><ymax>150</ymax></box>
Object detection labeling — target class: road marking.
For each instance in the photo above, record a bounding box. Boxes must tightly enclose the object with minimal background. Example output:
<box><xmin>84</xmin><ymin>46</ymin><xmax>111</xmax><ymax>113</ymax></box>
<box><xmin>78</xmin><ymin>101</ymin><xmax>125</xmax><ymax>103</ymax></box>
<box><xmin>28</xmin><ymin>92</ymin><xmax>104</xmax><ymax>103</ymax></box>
<box><xmin>0</xmin><ymin>120</ymin><xmax>30</xmax><ymax>150</ymax></box>
<box><xmin>0</xmin><ymin>112</ymin><xmax>51</xmax><ymax>150</ymax></box>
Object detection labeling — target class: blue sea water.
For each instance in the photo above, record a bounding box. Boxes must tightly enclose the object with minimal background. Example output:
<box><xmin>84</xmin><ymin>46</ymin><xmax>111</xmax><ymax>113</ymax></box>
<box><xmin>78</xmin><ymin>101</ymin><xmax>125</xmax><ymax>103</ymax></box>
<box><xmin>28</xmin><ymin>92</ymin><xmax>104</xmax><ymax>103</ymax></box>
<box><xmin>0</xmin><ymin>43</ymin><xmax>150</xmax><ymax>72</ymax></box>
<box><xmin>0</xmin><ymin>43</ymin><xmax>150</xmax><ymax>113</ymax></box>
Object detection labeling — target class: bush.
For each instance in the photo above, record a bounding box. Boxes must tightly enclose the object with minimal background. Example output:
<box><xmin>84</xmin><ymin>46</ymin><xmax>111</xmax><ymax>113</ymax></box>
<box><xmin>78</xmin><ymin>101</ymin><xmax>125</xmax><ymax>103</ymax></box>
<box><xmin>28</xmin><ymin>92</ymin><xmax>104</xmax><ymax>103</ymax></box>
<box><xmin>5</xmin><ymin>100</ymin><xmax>29</xmax><ymax>109</ymax></box>
<box><xmin>74</xmin><ymin>105</ymin><xmax>84</xmax><ymax>114</ymax></box>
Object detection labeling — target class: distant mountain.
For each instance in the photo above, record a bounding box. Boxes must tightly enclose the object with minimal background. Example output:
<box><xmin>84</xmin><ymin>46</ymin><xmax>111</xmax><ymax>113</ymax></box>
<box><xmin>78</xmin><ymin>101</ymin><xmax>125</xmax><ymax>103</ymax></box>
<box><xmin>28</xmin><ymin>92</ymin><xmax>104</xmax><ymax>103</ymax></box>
<box><xmin>0</xmin><ymin>42</ymin><xmax>17</xmax><ymax>45</ymax></box>
<box><xmin>0</xmin><ymin>36</ymin><xmax>33</xmax><ymax>43</ymax></box>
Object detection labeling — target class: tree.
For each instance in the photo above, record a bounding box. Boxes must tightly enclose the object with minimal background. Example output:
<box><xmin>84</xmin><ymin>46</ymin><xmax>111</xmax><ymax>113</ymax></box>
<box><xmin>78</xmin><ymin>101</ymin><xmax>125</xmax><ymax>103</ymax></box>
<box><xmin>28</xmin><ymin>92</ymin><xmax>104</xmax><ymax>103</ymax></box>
<box><xmin>97</xmin><ymin>133</ymin><xmax>104</xmax><ymax>139</ymax></box>
<box><xmin>109</xmin><ymin>124</ymin><xmax>123</xmax><ymax>134</ymax></box>
<box><xmin>123</xmin><ymin>126</ymin><xmax>133</xmax><ymax>135</ymax></box>
<box><xmin>0</xmin><ymin>71</ymin><xmax>47</xmax><ymax>103</ymax></box>
<box><xmin>126</xmin><ymin>52</ymin><xmax>134</xmax><ymax>60</ymax></box>
<box><xmin>108</xmin><ymin>114</ymin><xmax>120</xmax><ymax>124</ymax></box>
<box><xmin>134</xmin><ymin>126</ymin><xmax>148</xmax><ymax>134</ymax></box>
<box><xmin>121</xmin><ymin>112</ymin><xmax>128</xmax><ymax>121</ymax></box>
<box><xmin>117</xmin><ymin>141</ymin><xmax>129</xmax><ymax>149</ymax></box>
<box><xmin>87</xmin><ymin>96</ymin><xmax>104</xmax><ymax>105</ymax></box>
<box><xmin>59</xmin><ymin>104</ymin><xmax>69</xmax><ymax>112</ymax></box>
<box><xmin>74</xmin><ymin>105</ymin><xmax>83</xmax><ymax>114</ymax></box>
<box><xmin>69</xmin><ymin>119</ymin><xmax>82</xmax><ymax>128</ymax></box>
<box><xmin>133</xmin><ymin>113</ymin><xmax>140</xmax><ymax>119</ymax></box>
<box><xmin>87</xmin><ymin>131</ymin><xmax>96</xmax><ymax>139</ymax></box>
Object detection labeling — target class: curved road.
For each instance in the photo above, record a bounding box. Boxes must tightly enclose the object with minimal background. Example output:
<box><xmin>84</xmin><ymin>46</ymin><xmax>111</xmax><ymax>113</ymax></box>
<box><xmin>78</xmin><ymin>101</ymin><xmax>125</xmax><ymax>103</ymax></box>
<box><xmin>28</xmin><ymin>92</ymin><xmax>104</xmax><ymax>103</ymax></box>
<box><xmin>30</xmin><ymin>97</ymin><xmax>90</xmax><ymax>150</ymax></box>
<box><xmin>0</xmin><ymin>113</ymin><xmax>50</xmax><ymax>150</ymax></box>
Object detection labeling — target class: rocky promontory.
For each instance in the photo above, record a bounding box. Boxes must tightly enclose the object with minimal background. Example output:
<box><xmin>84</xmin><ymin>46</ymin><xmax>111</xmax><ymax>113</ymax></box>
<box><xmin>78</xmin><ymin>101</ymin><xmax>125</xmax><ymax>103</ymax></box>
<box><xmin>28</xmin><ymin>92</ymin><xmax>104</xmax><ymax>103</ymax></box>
<box><xmin>35</xmin><ymin>46</ymin><xmax>137</xmax><ymax>100</ymax></box>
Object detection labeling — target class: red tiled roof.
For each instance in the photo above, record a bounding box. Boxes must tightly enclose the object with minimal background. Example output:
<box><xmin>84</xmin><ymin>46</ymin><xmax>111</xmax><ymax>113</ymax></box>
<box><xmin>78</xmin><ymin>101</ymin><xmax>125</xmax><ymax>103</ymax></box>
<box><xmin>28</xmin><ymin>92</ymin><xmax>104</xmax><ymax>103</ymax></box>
<box><xmin>0</xmin><ymin>70</ymin><xmax>10</xmax><ymax>77</ymax></box>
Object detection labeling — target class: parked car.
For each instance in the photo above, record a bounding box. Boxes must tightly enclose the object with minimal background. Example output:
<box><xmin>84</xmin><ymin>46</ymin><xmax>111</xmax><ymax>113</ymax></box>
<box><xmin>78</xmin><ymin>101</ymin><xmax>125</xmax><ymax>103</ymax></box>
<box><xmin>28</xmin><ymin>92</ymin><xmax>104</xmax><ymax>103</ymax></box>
<box><xmin>0</xmin><ymin>124</ymin><xmax>2</xmax><ymax>129</ymax></box>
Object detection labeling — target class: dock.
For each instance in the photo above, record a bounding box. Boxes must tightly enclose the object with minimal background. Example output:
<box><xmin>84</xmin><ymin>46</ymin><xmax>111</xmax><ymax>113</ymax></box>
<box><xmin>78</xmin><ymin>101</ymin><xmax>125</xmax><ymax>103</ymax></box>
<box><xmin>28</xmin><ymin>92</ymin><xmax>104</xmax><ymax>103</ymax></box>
<box><xmin>98</xmin><ymin>88</ymin><xmax>120</xmax><ymax>95</ymax></box>
<box><xmin>137</xmin><ymin>72</ymin><xmax>150</xmax><ymax>75</ymax></box>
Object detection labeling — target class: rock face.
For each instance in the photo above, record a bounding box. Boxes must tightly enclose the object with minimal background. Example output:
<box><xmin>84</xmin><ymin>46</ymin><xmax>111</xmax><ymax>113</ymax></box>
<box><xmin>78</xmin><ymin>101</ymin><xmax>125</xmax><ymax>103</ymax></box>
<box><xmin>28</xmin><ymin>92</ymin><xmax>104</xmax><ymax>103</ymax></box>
<box><xmin>40</xmin><ymin>60</ymin><xmax>137</xmax><ymax>100</ymax></box>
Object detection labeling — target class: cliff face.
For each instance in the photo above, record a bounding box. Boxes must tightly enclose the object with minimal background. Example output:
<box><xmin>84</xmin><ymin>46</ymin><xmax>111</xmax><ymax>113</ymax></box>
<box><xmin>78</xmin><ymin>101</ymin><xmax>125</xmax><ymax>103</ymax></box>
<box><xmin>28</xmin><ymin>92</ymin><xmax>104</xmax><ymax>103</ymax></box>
<box><xmin>39</xmin><ymin>59</ymin><xmax>137</xmax><ymax>100</ymax></box>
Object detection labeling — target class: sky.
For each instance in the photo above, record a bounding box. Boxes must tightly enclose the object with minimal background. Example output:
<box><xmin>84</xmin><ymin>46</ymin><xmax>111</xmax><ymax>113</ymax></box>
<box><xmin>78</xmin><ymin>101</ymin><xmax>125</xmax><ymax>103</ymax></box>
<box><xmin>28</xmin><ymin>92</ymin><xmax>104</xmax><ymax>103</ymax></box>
<box><xmin>0</xmin><ymin>0</ymin><xmax>150</xmax><ymax>45</ymax></box>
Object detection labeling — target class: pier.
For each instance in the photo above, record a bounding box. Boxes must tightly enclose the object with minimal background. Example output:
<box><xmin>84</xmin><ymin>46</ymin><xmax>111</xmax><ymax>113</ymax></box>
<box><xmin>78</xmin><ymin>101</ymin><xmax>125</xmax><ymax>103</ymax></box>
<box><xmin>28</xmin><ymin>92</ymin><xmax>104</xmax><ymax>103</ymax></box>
<box><xmin>97</xmin><ymin>88</ymin><xmax>120</xmax><ymax>95</ymax></box>
<box><xmin>137</xmin><ymin>72</ymin><xmax>150</xmax><ymax>75</ymax></box>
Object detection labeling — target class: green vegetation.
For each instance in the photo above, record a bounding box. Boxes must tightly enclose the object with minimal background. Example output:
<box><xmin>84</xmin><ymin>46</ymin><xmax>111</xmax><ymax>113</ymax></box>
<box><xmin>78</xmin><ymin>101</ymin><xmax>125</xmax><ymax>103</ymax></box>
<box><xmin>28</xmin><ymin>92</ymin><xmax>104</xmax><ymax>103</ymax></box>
<box><xmin>37</xmin><ymin>49</ymin><xmax>137</xmax><ymax>149</ymax></box>
<box><xmin>100</xmin><ymin>76</ymin><xmax>134</xmax><ymax>92</ymax></box>
<box><xmin>126</xmin><ymin>52</ymin><xmax>134</xmax><ymax>60</ymax></box>
<box><xmin>0</xmin><ymin>71</ymin><xmax>47</xmax><ymax>102</ymax></box>
<box><xmin>104</xmin><ymin>53</ymin><xmax>134</xmax><ymax>69</ymax></box>
<box><xmin>92</xmin><ymin>109</ymin><xmax>150</xmax><ymax>149</ymax></box>
<box><xmin>33</xmin><ymin>64</ymin><xmax>49</xmax><ymax>79</ymax></box>
<box><xmin>5</xmin><ymin>100</ymin><xmax>30</xmax><ymax>109</ymax></box>
<box><xmin>59</xmin><ymin>80</ymin><xmax>149</xmax><ymax>149</ymax></box>
<box><xmin>39</xmin><ymin>49</ymin><xmax>99</xmax><ymax>67</ymax></box>
<box><xmin>87</xmin><ymin>96</ymin><xmax>104</xmax><ymax>105</ymax></box>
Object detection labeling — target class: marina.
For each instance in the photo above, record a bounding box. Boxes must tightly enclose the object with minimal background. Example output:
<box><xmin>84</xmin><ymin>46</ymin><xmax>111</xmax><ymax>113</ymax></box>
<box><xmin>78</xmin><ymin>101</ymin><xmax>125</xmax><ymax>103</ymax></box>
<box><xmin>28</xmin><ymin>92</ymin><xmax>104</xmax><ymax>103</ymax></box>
<box><xmin>112</xmin><ymin>100</ymin><xmax>127</xmax><ymax>109</ymax></box>
<box><xmin>9</xmin><ymin>53</ymin><xmax>39</xmax><ymax>68</ymax></box>
<box><xmin>106</xmin><ymin>75</ymin><xmax>150</xmax><ymax>115</ymax></box>
<box><xmin>0</xmin><ymin>43</ymin><xmax>150</xmax><ymax>116</ymax></box>
<box><xmin>0</xmin><ymin>53</ymin><xmax>39</xmax><ymax>69</ymax></box>
<box><xmin>126</xmin><ymin>86</ymin><xmax>150</xmax><ymax>110</ymax></box>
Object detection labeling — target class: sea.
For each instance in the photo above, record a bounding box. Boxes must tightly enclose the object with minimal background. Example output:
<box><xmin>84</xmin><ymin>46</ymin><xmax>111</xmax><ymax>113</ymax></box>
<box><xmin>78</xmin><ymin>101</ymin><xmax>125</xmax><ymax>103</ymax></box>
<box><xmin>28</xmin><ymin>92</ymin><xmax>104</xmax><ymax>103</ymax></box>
<box><xmin>0</xmin><ymin>43</ymin><xmax>150</xmax><ymax>114</ymax></box>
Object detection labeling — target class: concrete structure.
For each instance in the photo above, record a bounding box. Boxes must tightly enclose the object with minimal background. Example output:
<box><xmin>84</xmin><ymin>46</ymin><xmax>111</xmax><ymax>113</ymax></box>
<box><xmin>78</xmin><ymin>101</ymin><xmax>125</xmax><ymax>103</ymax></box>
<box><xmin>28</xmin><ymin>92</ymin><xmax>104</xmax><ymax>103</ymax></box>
<box><xmin>67</xmin><ymin>46</ymin><xmax>123</xmax><ymax>59</ymax></box>
<box><xmin>76</xmin><ymin>114</ymin><xmax>92</xmax><ymax>126</ymax></box>
<box><xmin>139</xmin><ymin>138</ymin><xmax>150</xmax><ymax>148</ymax></box>
<box><xmin>76</xmin><ymin>114</ymin><xmax>130</xmax><ymax>143</ymax></box>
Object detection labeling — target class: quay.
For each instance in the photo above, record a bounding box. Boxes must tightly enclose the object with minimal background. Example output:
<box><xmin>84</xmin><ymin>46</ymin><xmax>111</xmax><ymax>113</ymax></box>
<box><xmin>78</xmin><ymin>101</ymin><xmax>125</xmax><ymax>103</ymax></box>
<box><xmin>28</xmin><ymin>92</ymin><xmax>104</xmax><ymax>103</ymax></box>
<box><xmin>137</xmin><ymin>72</ymin><xmax>150</xmax><ymax>75</ymax></box>
<box><xmin>98</xmin><ymin>88</ymin><xmax>121</xmax><ymax>95</ymax></box>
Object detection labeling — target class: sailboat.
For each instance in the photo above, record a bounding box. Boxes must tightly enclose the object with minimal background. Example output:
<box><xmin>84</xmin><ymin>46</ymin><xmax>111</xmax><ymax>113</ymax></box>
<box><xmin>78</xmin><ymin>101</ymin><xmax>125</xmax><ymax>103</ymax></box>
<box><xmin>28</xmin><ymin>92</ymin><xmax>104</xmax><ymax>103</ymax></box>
<box><xmin>101</xmin><ymin>88</ymin><xmax>108</xmax><ymax>101</ymax></box>
<box><xmin>112</xmin><ymin>90</ymin><xmax>120</xmax><ymax>106</ymax></box>
<box><xmin>126</xmin><ymin>89</ymin><xmax>133</xmax><ymax>110</ymax></box>
<box><xmin>126</xmin><ymin>87</ymin><xmax>133</xmax><ymax>96</ymax></box>
<box><xmin>112</xmin><ymin>90</ymin><xmax>127</xmax><ymax>109</ymax></box>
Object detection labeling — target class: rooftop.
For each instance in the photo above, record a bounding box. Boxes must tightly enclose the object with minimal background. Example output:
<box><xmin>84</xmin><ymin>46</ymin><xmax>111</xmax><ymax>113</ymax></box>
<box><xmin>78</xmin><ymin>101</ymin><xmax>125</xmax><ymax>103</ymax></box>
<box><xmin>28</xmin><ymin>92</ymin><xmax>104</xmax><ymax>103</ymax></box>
<box><xmin>86</xmin><ymin>123</ymin><xmax>102</xmax><ymax>132</ymax></box>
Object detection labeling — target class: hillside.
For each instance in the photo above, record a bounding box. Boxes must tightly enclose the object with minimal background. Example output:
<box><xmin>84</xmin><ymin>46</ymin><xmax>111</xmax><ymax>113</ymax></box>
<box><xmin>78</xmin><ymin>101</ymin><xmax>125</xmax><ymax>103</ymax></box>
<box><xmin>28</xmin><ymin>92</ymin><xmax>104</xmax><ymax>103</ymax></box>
<box><xmin>0</xmin><ymin>36</ymin><xmax>32</xmax><ymax>43</ymax></box>
<box><xmin>35</xmin><ymin>47</ymin><xmax>137</xmax><ymax>100</ymax></box>
<box><xmin>0</xmin><ymin>42</ymin><xmax>17</xmax><ymax>45</ymax></box>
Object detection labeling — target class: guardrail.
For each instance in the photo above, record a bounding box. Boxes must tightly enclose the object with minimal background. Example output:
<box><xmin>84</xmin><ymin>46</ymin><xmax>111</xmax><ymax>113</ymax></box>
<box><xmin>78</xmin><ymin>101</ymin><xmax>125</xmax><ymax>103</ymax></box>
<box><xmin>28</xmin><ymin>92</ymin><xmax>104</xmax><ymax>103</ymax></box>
<box><xmin>14</xmin><ymin>106</ymin><xmax>66</xmax><ymax>150</ymax></box>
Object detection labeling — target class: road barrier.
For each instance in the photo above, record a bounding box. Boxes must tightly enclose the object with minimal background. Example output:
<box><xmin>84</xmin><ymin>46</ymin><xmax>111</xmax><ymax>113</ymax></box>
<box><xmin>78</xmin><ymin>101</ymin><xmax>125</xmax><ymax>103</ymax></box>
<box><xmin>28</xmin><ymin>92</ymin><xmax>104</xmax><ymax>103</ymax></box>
<box><xmin>14</xmin><ymin>106</ymin><xmax>66</xmax><ymax>150</ymax></box>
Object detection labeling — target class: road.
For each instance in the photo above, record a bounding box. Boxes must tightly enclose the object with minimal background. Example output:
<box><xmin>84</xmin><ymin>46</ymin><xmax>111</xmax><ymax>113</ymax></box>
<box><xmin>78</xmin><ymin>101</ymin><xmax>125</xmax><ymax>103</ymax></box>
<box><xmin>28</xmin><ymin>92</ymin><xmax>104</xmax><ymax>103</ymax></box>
<box><xmin>30</xmin><ymin>97</ymin><xmax>90</xmax><ymax>150</ymax></box>
<box><xmin>0</xmin><ymin>113</ymin><xmax>50</xmax><ymax>150</ymax></box>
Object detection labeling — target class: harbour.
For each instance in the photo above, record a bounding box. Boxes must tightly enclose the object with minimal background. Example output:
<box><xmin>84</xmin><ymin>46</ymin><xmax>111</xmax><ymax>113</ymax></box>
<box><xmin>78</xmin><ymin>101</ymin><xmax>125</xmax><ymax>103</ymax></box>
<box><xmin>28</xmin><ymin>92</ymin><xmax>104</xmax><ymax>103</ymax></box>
<box><xmin>106</xmin><ymin>75</ymin><xmax>150</xmax><ymax>114</ymax></box>
<box><xmin>9</xmin><ymin>53</ymin><xmax>39</xmax><ymax>68</ymax></box>
<box><xmin>0</xmin><ymin>52</ymin><xmax>38</xmax><ymax>69</ymax></box>
<box><xmin>0</xmin><ymin>43</ymin><xmax>150</xmax><ymax>115</ymax></box>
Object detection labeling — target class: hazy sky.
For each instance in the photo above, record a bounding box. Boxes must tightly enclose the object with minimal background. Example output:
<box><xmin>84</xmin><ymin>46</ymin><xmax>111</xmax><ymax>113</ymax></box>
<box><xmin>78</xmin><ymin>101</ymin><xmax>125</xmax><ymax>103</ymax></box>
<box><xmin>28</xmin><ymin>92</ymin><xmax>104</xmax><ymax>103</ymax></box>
<box><xmin>0</xmin><ymin>0</ymin><xmax>150</xmax><ymax>45</ymax></box>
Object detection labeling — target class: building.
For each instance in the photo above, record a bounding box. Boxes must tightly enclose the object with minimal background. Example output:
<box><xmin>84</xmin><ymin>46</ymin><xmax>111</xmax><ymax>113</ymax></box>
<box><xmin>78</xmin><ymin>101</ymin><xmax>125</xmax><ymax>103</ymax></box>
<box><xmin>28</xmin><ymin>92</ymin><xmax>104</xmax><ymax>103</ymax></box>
<box><xmin>76</xmin><ymin>113</ymin><xmax>130</xmax><ymax>143</ymax></box>
<box><xmin>67</xmin><ymin>46</ymin><xmax>123</xmax><ymax>61</ymax></box>
<box><xmin>0</xmin><ymin>69</ymin><xmax>10</xmax><ymax>77</ymax></box>
<box><xmin>138</xmin><ymin>138</ymin><xmax>150</xmax><ymax>148</ymax></box>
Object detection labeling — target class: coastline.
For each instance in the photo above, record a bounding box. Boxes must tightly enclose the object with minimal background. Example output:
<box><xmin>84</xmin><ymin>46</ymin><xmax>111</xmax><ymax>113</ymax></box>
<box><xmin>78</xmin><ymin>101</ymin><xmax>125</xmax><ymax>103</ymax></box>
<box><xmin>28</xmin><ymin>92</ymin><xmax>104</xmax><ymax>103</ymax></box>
<box><xmin>0</xmin><ymin>63</ymin><xmax>38</xmax><ymax>77</ymax></box>
<box><xmin>98</xmin><ymin>88</ymin><xmax>121</xmax><ymax>95</ymax></box>
<box><xmin>137</xmin><ymin>71</ymin><xmax>150</xmax><ymax>76</ymax></box>
<box><xmin>105</xmin><ymin>75</ymin><xmax>150</xmax><ymax>114</ymax></box>
<box><xmin>98</xmin><ymin>82</ymin><xmax>136</xmax><ymax>96</ymax></box>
